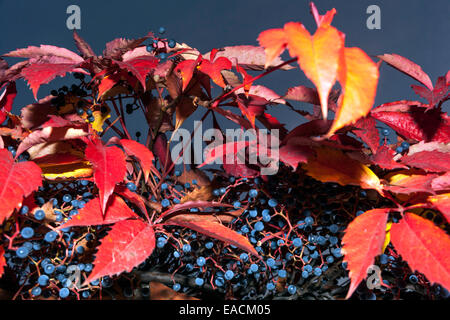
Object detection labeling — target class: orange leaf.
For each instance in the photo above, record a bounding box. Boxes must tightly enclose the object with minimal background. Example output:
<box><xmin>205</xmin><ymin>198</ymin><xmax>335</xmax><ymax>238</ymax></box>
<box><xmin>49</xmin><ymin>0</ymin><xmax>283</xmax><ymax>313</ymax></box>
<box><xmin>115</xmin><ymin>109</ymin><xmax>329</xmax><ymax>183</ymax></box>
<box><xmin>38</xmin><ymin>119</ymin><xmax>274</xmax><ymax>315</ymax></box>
<box><xmin>257</xmin><ymin>28</ymin><xmax>287</xmax><ymax>69</ymax></box>
<box><xmin>303</xmin><ymin>147</ymin><xmax>382</xmax><ymax>192</ymax></box>
<box><xmin>327</xmin><ymin>47</ymin><xmax>379</xmax><ymax>136</ymax></box>
<box><xmin>163</xmin><ymin>215</ymin><xmax>258</xmax><ymax>257</ymax></box>
<box><xmin>284</xmin><ymin>22</ymin><xmax>343</xmax><ymax>119</ymax></box>
<box><xmin>342</xmin><ymin>208</ymin><xmax>389</xmax><ymax>299</ymax></box>
<box><xmin>390</xmin><ymin>212</ymin><xmax>450</xmax><ymax>291</ymax></box>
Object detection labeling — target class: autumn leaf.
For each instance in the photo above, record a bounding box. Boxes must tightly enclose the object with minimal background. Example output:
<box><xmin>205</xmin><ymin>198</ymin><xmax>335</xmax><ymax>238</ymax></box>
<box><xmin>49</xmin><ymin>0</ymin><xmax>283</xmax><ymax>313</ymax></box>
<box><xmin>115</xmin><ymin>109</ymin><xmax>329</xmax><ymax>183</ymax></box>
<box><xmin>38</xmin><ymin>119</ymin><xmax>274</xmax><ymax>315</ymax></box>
<box><xmin>0</xmin><ymin>247</ymin><xmax>5</xmax><ymax>278</ymax></box>
<box><xmin>84</xmin><ymin>219</ymin><xmax>156</xmax><ymax>285</ymax></box>
<box><xmin>58</xmin><ymin>195</ymin><xmax>138</xmax><ymax>229</ymax></box>
<box><xmin>377</xmin><ymin>53</ymin><xmax>434</xmax><ymax>91</ymax></box>
<box><xmin>203</xmin><ymin>45</ymin><xmax>294</xmax><ymax>71</ymax></box>
<box><xmin>303</xmin><ymin>147</ymin><xmax>382</xmax><ymax>192</ymax></box>
<box><xmin>371</xmin><ymin>145</ymin><xmax>408</xmax><ymax>170</ymax></box>
<box><xmin>284</xmin><ymin>22</ymin><xmax>343</xmax><ymax>120</ymax></box>
<box><xmin>197</xmin><ymin>54</ymin><xmax>232</xmax><ymax>88</ymax></box>
<box><xmin>163</xmin><ymin>215</ymin><xmax>258</xmax><ymax>257</ymax></box>
<box><xmin>73</xmin><ymin>31</ymin><xmax>96</xmax><ymax>59</ymax></box>
<box><xmin>117</xmin><ymin>138</ymin><xmax>155</xmax><ymax>182</ymax></box>
<box><xmin>0</xmin><ymin>149</ymin><xmax>42</xmax><ymax>223</ymax></box>
<box><xmin>85</xmin><ymin>139</ymin><xmax>127</xmax><ymax>216</ymax></box>
<box><xmin>371</xmin><ymin>103</ymin><xmax>450</xmax><ymax>143</ymax></box>
<box><xmin>0</xmin><ymin>82</ymin><xmax>17</xmax><ymax>124</ymax></box>
<box><xmin>174</xmin><ymin>59</ymin><xmax>199</xmax><ymax>91</ymax></box>
<box><xmin>427</xmin><ymin>194</ymin><xmax>450</xmax><ymax>223</ymax></box>
<box><xmin>342</xmin><ymin>208</ymin><xmax>389</xmax><ymax>299</ymax></box>
<box><xmin>400</xmin><ymin>150</ymin><xmax>450</xmax><ymax>172</ymax></box>
<box><xmin>385</xmin><ymin>171</ymin><xmax>438</xmax><ymax>195</ymax></box>
<box><xmin>390</xmin><ymin>212</ymin><xmax>450</xmax><ymax>290</ymax></box>
<box><xmin>327</xmin><ymin>47</ymin><xmax>379</xmax><ymax>136</ymax></box>
<box><xmin>352</xmin><ymin>116</ymin><xmax>380</xmax><ymax>154</ymax></box>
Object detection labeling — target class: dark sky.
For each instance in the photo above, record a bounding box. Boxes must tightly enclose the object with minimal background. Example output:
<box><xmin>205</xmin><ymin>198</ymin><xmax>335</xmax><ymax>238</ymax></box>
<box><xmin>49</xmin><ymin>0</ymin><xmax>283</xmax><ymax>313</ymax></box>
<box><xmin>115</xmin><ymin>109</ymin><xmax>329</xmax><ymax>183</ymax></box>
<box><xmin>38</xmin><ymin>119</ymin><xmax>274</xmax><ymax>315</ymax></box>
<box><xmin>1</xmin><ymin>0</ymin><xmax>449</xmax><ymax>134</ymax></box>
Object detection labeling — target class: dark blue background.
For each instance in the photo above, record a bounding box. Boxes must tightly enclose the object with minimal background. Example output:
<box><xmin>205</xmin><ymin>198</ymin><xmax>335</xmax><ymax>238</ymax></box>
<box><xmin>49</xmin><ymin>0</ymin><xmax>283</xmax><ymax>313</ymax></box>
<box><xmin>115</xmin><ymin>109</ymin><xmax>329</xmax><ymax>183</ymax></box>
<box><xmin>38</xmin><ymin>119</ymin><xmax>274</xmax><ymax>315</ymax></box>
<box><xmin>1</xmin><ymin>0</ymin><xmax>449</xmax><ymax>134</ymax></box>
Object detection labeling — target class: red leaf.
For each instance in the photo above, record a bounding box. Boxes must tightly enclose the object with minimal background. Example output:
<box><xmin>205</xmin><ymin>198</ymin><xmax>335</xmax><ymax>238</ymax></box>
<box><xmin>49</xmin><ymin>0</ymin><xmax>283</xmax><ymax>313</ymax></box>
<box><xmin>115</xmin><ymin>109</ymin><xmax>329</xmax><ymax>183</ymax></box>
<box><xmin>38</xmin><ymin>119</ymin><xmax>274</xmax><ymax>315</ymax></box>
<box><xmin>118</xmin><ymin>139</ymin><xmax>154</xmax><ymax>182</ymax></box>
<box><xmin>73</xmin><ymin>31</ymin><xmax>96</xmax><ymax>59</ymax></box>
<box><xmin>431</xmin><ymin>172</ymin><xmax>450</xmax><ymax>191</ymax></box>
<box><xmin>103</xmin><ymin>32</ymin><xmax>153</xmax><ymax>60</ymax></box>
<box><xmin>85</xmin><ymin>139</ymin><xmax>127</xmax><ymax>216</ymax></box>
<box><xmin>401</xmin><ymin>151</ymin><xmax>450</xmax><ymax>172</ymax></box>
<box><xmin>427</xmin><ymin>194</ymin><xmax>450</xmax><ymax>223</ymax></box>
<box><xmin>0</xmin><ymin>149</ymin><xmax>42</xmax><ymax>223</ymax></box>
<box><xmin>5</xmin><ymin>45</ymin><xmax>84</xmax><ymax>63</ymax></box>
<box><xmin>0</xmin><ymin>246</ymin><xmax>5</xmax><ymax>278</ymax></box>
<box><xmin>163</xmin><ymin>215</ymin><xmax>258</xmax><ymax>257</ymax></box>
<box><xmin>342</xmin><ymin>208</ymin><xmax>389</xmax><ymax>299</ymax></box>
<box><xmin>0</xmin><ymin>82</ymin><xmax>17</xmax><ymax>124</ymax></box>
<box><xmin>152</xmin><ymin>133</ymin><xmax>173</xmax><ymax>175</ymax></box>
<box><xmin>257</xmin><ymin>29</ymin><xmax>288</xmax><ymax>69</ymax></box>
<box><xmin>21</xmin><ymin>62</ymin><xmax>82</xmax><ymax>99</ymax></box>
<box><xmin>279</xmin><ymin>143</ymin><xmax>314</xmax><ymax>170</ymax></box>
<box><xmin>58</xmin><ymin>195</ymin><xmax>138</xmax><ymax>229</ymax></box>
<box><xmin>371</xmin><ymin>103</ymin><xmax>450</xmax><ymax>143</ymax></box>
<box><xmin>378</xmin><ymin>53</ymin><xmax>434</xmax><ymax>90</ymax></box>
<box><xmin>371</xmin><ymin>145</ymin><xmax>408</xmax><ymax>170</ymax></box>
<box><xmin>352</xmin><ymin>116</ymin><xmax>380</xmax><ymax>154</ymax></box>
<box><xmin>174</xmin><ymin>59</ymin><xmax>198</xmax><ymax>91</ymax></box>
<box><xmin>198</xmin><ymin>56</ymin><xmax>232</xmax><ymax>88</ymax></box>
<box><xmin>203</xmin><ymin>45</ymin><xmax>294</xmax><ymax>71</ymax></box>
<box><xmin>85</xmin><ymin>219</ymin><xmax>155</xmax><ymax>284</ymax></box>
<box><xmin>386</xmin><ymin>173</ymin><xmax>438</xmax><ymax>195</ymax></box>
<box><xmin>235</xmin><ymin>85</ymin><xmax>285</xmax><ymax>105</ymax></box>
<box><xmin>16</xmin><ymin>125</ymin><xmax>88</xmax><ymax>158</ymax></box>
<box><xmin>114</xmin><ymin>184</ymin><xmax>148</xmax><ymax>216</ymax></box>
<box><xmin>114</xmin><ymin>56</ymin><xmax>158</xmax><ymax>89</ymax></box>
<box><xmin>391</xmin><ymin>212</ymin><xmax>450</xmax><ymax>290</ymax></box>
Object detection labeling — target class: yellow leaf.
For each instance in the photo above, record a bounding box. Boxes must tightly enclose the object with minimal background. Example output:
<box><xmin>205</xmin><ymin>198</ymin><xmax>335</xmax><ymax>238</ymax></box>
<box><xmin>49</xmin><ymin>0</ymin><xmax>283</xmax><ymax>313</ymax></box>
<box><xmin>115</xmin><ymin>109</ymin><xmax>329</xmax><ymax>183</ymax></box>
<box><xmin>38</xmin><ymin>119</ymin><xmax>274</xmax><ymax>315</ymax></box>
<box><xmin>303</xmin><ymin>147</ymin><xmax>382</xmax><ymax>192</ymax></box>
<box><xmin>40</xmin><ymin>161</ymin><xmax>93</xmax><ymax>181</ymax></box>
<box><xmin>382</xmin><ymin>221</ymin><xmax>392</xmax><ymax>253</ymax></box>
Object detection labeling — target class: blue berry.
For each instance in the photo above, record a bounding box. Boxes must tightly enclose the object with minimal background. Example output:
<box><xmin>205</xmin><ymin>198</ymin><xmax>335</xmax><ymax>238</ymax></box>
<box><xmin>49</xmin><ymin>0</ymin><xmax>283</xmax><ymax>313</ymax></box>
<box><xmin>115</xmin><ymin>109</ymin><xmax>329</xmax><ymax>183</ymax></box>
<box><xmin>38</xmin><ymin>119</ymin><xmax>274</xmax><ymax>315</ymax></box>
<box><xmin>224</xmin><ymin>270</ymin><xmax>234</xmax><ymax>280</ymax></box>
<box><xmin>59</xmin><ymin>287</ymin><xmax>70</xmax><ymax>298</ymax></box>
<box><xmin>44</xmin><ymin>264</ymin><xmax>55</xmax><ymax>274</ymax></box>
<box><xmin>126</xmin><ymin>182</ymin><xmax>137</xmax><ymax>192</ymax></box>
<box><xmin>382</xmin><ymin>128</ymin><xmax>390</xmax><ymax>136</ymax></box>
<box><xmin>277</xmin><ymin>239</ymin><xmax>285</xmax><ymax>246</ymax></box>
<box><xmin>395</xmin><ymin>146</ymin><xmax>403</xmax><ymax>154</ymax></box>
<box><xmin>254</xmin><ymin>221</ymin><xmax>264</xmax><ymax>232</ymax></box>
<box><xmin>88</xmin><ymin>115</ymin><xmax>95</xmax><ymax>123</ymax></box>
<box><xmin>182</xmin><ymin>244</ymin><xmax>191</xmax><ymax>253</ymax></box>
<box><xmin>44</xmin><ymin>231</ymin><xmax>58</xmax><ymax>243</ymax></box>
<box><xmin>196</xmin><ymin>257</ymin><xmax>206</xmax><ymax>267</ymax></box>
<box><xmin>161</xmin><ymin>183</ymin><xmax>168</xmax><ymax>190</ymax></box>
<box><xmin>20</xmin><ymin>206</ymin><xmax>29</xmax><ymax>215</ymax></box>
<box><xmin>233</xmin><ymin>201</ymin><xmax>241</xmax><ymax>209</ymax></box>
<box><xmin>213</xmin><ymin>189</ymin><xmax>220</xmax><ymax>196</ymax></box>
<box><xmin>240</xmin><ymin>253</ymin><xmax>249</xmax><ymax>262</ymax></box>
<box><xmin>313</xmin><ymin>267</ymin><xmax>322</xmax><ymax>276</ymax></box>
<box><xmin>38</xmin><ymin>275</ymin><xmax>49</xmax><ymax>286</ymax></box>
<box><xmin>249</xmin><ymin>189</ymin><xmax>258</xmax><ymax>198</ymax></box>
<box><xmin>21</xmin><ymin>227</ymin><xmax>34</xmax><ymax>239</ymax></box>
<box><xmin>16</xmin><ymin>246</ymin><xmax>30</xmax><ymax>258</ymax></box>
<box><xmin>268</xmin><ymin>198</ymin><xmax>278</xmax><ymax>207</ymax></box>
<box><xmin>326</xmin><ymin>256</ymin><xmax>335</xmax><ymax>264</ymax></box>
<box><xmin>292</xmin><ymin>238</ymin><xmax>303</xmax><ymax>248</ymax></box>
<box><xmin>332</xmin><ymin>248</ymin><xmax>342</xmax><ymax>258</ymax></box>
<box><xmin>157</xmin><ymin>237</ymin><xmax>167</xmax><ymax>248</ymax></box>
<box><xmin>409</xmin><ymin>274</ymin><xmax>418</xmax><ymax>284</ymax></box>
<box><xmin>195</xmin><ymin>278</ymin><xmax>204</xmax><ymax>286</ymax></box>
<box><xmin>301</xmin><ymin>270</ymin><xmax>309</xmax><ymax>278</ymax></box>
<box><xmin>267</xmin><ymin>282</ymin><xmax>275</xmax><ymax>290</ymax></box>
<box><xmin>168</xmin><ymin>39</ymin><xmax>176</xmax><ymax>48</ymax></box>
<box><xmin>278</xmin><ymin>269</ymin><xmax>287</xmax><ymax>278</ymax></box>
<box><xmin>305</xmin><ymin>216</ymin><xmax>314</xmax><ymax>225</ymax></box>
<box><xmin>34</xmin><ymin>210</ymin><xmax>46</xmax><ymax>221</ymax></box>
<box><xmin>62</xmin><ymin>194</ymin><xmax>72</xmax><ymax>202</ymax></box>
<box><xmin>219</xmin><ymin>187</ymin><xmax>226</xmax><ymax>195</ymax></box>
<box><xmin>31</xmin><ymin>287</ymin><xmax>42</xmax><ymax>297</ymax></box>
<box><xmin>249</xmin><ymin>209</ymin><xmax>258</xmax><ymax>218</ymax></box>
<box><xmin>173</xmin><ymin>283</ymin><xmax>181</xmax><ymax>291</ymax></box>
<box><xmin>401</xmin><ymin>141</ymin><xmax>410</xmax><ymax>150</ymax></box>
<box><xmin>205</xmin><ymin>242</ymin><xmax>214</xmax><ymax>249</ymax></box>
<box><xmin>379</xmin><ymin>254</ymin><xmax>389</xmax><ymax>265</ymax></box>
<box><xmin>262</xmin><ymin>210</ymin><xmax>271</xmax><ymax>222</ymax></box>
<box><xmin>184</xmin><ymin>182</ymin><xmax>191</xmax><ymax>189</ymax></box>
<box><xmin>82</xmin><ymin>291</ymin><xmax>91</xmax><ymax>299</ymax></box>
<box><xmin>328</xmin><ymin>224</ymin><xmax>339</xmax><ymax>233</ymax></box>
<box><xmin>288</xmin><ymin>285</ymin><xmax>297</xmax><ymax>295</ymax></box>
<box><xmin>174</xmin><ymin>170</ymin><xmax>181</xmax><ymax>177</ymax></box>
<box><xmin>266</xmin><ymin>258</ymin><xmax>275</xmax><ymax>267</ymax></box>
<box><xmin>215</xmin><ymin>277</ymin><xmax>225</xmax><ymax>287</ymax></box>
<box><xmin>356</xmin><ymin>210</ymin><xmax>365</xmax><ymax>216</ymax></box>
<box><xmin>158</xmin><ymin>26</ymin><xmax>166</xmax><ymax>34</ymax></box>
<box><xmin>250</xmin><ymin>264</ymin><xmax>259</xmax><ymax>272</ymax></box>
